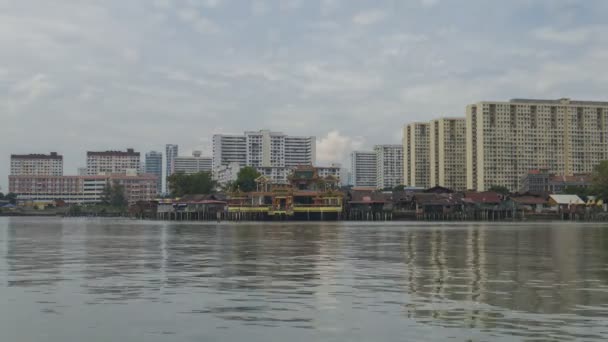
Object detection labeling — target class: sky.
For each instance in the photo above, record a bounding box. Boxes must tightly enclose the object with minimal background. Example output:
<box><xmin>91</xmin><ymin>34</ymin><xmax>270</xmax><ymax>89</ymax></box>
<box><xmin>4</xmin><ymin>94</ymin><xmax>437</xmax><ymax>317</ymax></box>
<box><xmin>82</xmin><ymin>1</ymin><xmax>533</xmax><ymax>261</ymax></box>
<box><xmin>2</xmin><ymin>0</ymin><xmax>608</xmax><ymax>191</ymax></box>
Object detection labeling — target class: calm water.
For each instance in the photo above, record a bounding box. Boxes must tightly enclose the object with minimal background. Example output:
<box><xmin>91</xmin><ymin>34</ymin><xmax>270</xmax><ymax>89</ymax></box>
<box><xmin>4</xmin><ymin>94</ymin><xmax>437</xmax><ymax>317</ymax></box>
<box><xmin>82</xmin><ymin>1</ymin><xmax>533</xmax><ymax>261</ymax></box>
<box><xmin>1</xmin><ymin>218</ymin><xmax>608</xmax><ymax>341</ymax></box>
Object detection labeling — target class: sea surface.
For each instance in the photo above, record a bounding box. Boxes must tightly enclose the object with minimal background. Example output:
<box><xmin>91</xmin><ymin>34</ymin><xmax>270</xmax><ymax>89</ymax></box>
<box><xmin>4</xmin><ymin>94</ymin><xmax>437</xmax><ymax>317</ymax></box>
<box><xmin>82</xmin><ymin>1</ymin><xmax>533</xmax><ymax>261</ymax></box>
<box><xmin>1</xmin><ymin>217</ymin><xmax>608</xmax><ymax>341</ymax></box>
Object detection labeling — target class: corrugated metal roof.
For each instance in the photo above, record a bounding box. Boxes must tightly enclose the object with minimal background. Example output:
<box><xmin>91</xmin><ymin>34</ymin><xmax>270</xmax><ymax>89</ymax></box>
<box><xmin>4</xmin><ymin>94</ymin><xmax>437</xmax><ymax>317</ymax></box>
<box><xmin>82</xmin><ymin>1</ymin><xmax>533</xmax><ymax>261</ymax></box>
<box><xmin>549</xmin><ymin>194</ymin><xmax>585</xmax><ymax>205</ymax></box>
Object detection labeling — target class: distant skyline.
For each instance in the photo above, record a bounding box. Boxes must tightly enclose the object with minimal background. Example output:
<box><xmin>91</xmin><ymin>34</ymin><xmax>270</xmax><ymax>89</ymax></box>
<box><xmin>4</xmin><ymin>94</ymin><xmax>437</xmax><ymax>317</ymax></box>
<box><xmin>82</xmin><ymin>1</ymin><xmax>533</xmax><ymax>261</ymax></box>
<box><xmin>2</xmin><ymin>0</ymin><xmax>608</xmax><ymax>191</ymax></box>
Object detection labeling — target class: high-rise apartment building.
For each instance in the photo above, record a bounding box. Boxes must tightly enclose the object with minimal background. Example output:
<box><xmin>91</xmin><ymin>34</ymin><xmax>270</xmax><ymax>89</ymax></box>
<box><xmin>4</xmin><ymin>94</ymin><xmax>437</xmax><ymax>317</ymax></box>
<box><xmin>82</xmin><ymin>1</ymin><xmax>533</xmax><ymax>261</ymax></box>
<box><xmin>213</xmin><ymin>130</ymin><xmax>315</xmax><ymax>183</ymax></box>
<box><xmin>173</xmin><ymin>151</ymin><xmax>212</xmax><ymax>175</ymax></box>
<box><xmin>466</xmin><ymin>98</ymin><xmax>608</xmax><ymax>191</ymax></box>
<box><xmin>403</xmin><ymin>123</ymin><xmax>430</xmax><ymax>188</ymax></box>
<box><xmin>429</xmin><ymin>118</ymin><xmax>467</xmax><ymax>191</ymax></box>
<box><xmin>10</xmin><ymin>152</ymin><xmax>63</xmax><ymax>176</ymax></box>
<box><xmin>374</xmin><ymin>145</ymin><xmax>403</xmax><ymax>189</ymax></box>
<box><xmin>350</xmin><ymin>151</ymin><xmax>377</xmax><ymax>187</ymax></box>
<box><xmin>86</xmin><ymin>149</ymin><xmax>141</xmax><ymax>175</ymax></box>
<box><xmin>284</xmin><ymin>136</ymin><xmax>316</xmax><ymax>167</ymax></box>
<box><xmin>212</xmin><ymin>135</ymin><xmax>247</xmax><ymax>168</ymax></box>
<box><xmin>145</xmin><ymin>151</ymin><xmax>163</xmax><ymax>194</ymax></box>
<box><xmin>245</xmin><ymin>130</ymin><xmax>286</xmax><ymax>167</ymax></box>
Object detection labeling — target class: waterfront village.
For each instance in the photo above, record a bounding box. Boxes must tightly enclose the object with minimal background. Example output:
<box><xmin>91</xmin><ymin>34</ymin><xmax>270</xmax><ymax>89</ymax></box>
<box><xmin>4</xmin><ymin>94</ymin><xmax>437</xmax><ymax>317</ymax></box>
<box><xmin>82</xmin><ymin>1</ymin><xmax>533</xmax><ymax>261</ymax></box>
<box><xmin>3</xmin><ymin>98</ymin><xmax>608</xmax><ymax>221</ymax></box>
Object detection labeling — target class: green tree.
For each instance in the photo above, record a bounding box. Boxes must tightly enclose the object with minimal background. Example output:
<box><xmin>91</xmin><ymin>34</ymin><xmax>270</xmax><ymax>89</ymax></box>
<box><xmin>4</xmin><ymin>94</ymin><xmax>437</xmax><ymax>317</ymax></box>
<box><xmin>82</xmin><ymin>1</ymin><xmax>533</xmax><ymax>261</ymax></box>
<box><xmin>236</xmin><ymin>166</ymin><xmax>261</xmax><ymax>192</ymax></box>
<box><xmin>393</xmin><ymin>185</ymin><xmax>405</xmax><ymax>192</ymax></box>
<box><xmin>592</xmin><ymin>160</ymin><xmax>608</xmax><ymax>200</ymax></box>
<box><xmin>110</xmin><ymin>182</ymin><xmax>128</xmax><ymax>207</ymax></box>
<box><xmin>167</xmin><ymin>172</ymin><xmax>216</xmax><ymax>197</ymax></box>
<box><xmin>488</xmin><ymin>185</ymin><xmax>510</xmax><ymax>195</ymax></box>
<box><xmin>0</xmin><ymin>192</ymin><xmax>4</xmax><ymax>200</ymax></box>
<box><xmin>101</xmin><ymin>182</ymin><xmax>128</xmax><ymax>208</ymax></box>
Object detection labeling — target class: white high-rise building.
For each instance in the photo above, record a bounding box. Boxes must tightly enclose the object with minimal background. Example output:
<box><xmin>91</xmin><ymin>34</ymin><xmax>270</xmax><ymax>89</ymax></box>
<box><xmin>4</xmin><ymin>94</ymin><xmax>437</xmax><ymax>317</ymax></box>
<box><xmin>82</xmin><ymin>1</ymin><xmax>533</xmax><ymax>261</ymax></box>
<box><xmin>351</xmin><ymin>151</ymin><xmax>377</xmax><ymax>187</ymax></box>
<box><xmin>86</xmin><ymin>149</ymin><xmax>141</xmax><ymax>175</ymax></box>
<box><xmin>403</xmin><ymin>123</ymin><xmax>430</xmax><ymax>188</ymax></box>
<box><xmin>374</xmin><ymin>145</ymin><xmax>403</xmax><ymax>190</ymax></box>
<box><xmin>212</xmin><ymin>135</ymin><xmax>247</xmax><ymax>168</ymax></box>
<box><xmin>10</xmin><ymin>152</ymin><xmax>63</xmax><ymax>176</ymax></box>
<box><xmin>466</xmin><ymin>98</ymin><xmax>608</xmax><ymax>191</ymax></box>
<box><xmin>212</xmin><ymin>130</ymin><xmax>315</xmax><ymax>183</ymax></box>
<box><xmin>429</xmin><ymin>118</ymin><xmax>467</xmax><ymax>191</ymax></box>
<box><xmin>173</xmin><ymin>151</ymin><xmax>213</xmax><ymax>175</ymax></box>
<box><xmin>285</xmin><ymin>136</ymin><xmax>316</xmax><ymax>167</ymax></box>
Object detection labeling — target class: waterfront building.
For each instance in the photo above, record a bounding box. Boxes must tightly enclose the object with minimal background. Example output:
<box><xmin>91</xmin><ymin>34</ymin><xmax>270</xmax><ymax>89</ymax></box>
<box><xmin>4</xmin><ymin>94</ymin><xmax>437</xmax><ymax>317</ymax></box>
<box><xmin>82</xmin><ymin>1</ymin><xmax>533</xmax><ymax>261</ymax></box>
<box><xmin>173</xmin><ymin>151</ymin><xmax>212</xmax><ymax>175</ymax></box>
<box><xmin>549</xmin><ymin>174</ymin><xmax>592</xmax><ymax>194</ymax></box>
<box><xmin>429</xmin><ymin>118</ymin><xmax>467</xmax><ymax>191</ymax></box>
<box><xmin>86</xmin><ymin>149</ymin><xmax>141</xmax><ymax>175</ymax></box>
<box><xmin>466</xmin><ymin>98</ymin><xmax>608</xmax><ymax>191</ymax></box>
<box><xmin>374</xmin><ymin>145</ymin><xmax>403</xmax><ymax>190</ymax></box>
<box><xmin>165</xmin><ymin>144</ymin><xmax>178</xmax><ymax>191</ymax></box>
<box><xmin>226</xmin><ymin>165</ymin><xmax>343</xmax><ymax>220</ymax></box>
<box><xmin>145</xmin><ymin>151</ymin><xmax>163</xmax><ymax>194</ymax></box>
<box><xmin>350</xmin><ymin>151</ymin><xmax>377</xmax><ymax>187</ymax></box>
<box><xmin>403</xmin><ymin>123</ymin><xmax>430</xmax><ymax>188</ymax></box>
<box><xmin>520</xmin><ymin>169</ymin><xmax>551</xmax><ymax>194</ymax></box>
<box><xmin>8</xmin><ymin>174</ymin><xmax>157</xmax><ymax>205</ymax></box>
<box><xmin>10</xmin><ymin>152</ymin><xmax>63</xmax><ymax>176</ymax></box>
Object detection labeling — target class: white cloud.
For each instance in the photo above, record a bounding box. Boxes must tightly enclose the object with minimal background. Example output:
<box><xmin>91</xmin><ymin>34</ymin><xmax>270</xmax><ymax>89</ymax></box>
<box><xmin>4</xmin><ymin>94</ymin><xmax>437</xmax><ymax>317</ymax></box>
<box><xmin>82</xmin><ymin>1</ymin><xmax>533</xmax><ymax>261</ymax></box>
<box><xmin>317</xmin><ymin>130</ymin><xmax>365</xmax><ymax>165</ymax></box>
<box><xmin>353</xmin><ymin>9</ymin><xmax>387</xmax><ymax>25</ymax></box>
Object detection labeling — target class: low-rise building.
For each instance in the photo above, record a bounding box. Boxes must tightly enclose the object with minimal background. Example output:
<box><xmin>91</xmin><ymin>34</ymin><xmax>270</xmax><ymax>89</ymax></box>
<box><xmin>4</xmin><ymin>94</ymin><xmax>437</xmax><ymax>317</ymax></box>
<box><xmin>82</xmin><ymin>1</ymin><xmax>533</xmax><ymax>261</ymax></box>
<box><xmin>549</xmin><ymin>174</ymin><xmax>592</xmax><ymax>194</ymax></box>
<box><xmin>8</xmin><ymin>174</ymin><xmax>157</xmax><ymax>205</ymax></box>
<box><xmin>214</xmin><ymin>162</ymin><xmax>241</xmax><ymax>186</ymax></box>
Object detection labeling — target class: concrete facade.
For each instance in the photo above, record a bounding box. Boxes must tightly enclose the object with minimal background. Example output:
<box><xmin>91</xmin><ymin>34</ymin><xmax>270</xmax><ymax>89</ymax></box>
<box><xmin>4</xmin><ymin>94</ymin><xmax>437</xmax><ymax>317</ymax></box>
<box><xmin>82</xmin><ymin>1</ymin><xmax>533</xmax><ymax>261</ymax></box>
<box><xmin>145</xmin><ymin>151</ymin><xmax>163</xmax><ymax>194</ymax></box>
<box><xmin>9</xmin><ymin>174</ymin><xmax>157</xmax><ymax>204</ymax></box>
<box><xmin>86</xmin><ymin>149</ymin><xmax>141</xmax><ymax>176</ymax></box>
<box><xmin>173</xmin><ymin>151</ymin><xmax>212</xmax><ymax>175</ymax></box>
<box><xmin>403</xmin><ymin>123</ymin><xmax>430</xmax><ymax>188</ymax></box>
<box><xmin>350</xmin><ymin>151</ymin><xmax>377</xmax><ymax>187</ymax></box>
<box><xmin>466</xmin><ymin>98</ymin><xmax>608</xmax><ymax>191</ymax></box>
<box><xmin>429</xmin><ymin>118</ymin><xmax>467</xmax><ymax>191</ymax></box>
<box><xmin>374</xmin><ymin>145</ymin><xmax>403</xmax><ymax>189</ymax></box>
<box><xmin>10</xmin><ymin>152</ymin><xmax>63</xmax><ymax>176</ymax></box>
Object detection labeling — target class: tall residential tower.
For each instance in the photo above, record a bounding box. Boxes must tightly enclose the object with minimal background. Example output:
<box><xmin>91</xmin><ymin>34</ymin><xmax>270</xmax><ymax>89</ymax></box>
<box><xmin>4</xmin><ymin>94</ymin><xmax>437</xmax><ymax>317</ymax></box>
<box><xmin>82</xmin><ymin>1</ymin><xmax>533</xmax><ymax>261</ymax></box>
<box><xmin>374</xmin><ymin>145</ymin><xmax>403</xmax><ymax>189</ymax></box>
<box><xmin>429</xmin><ymin>118</ymin><xmax>467</xmax><ymax>191</ymax></box>
<box><xmin>350</xmin><ymin>151</ymin><xmax>377</xmax><ymax>187</ymax></box>
<box><xmin>403</xmin><ymin>123</ymin><xmax>430</xmax><ymax>188</ymax></box>
<box><xmin>466</xmin><ymin>98</ymin><xmax>608</xmax><ymax>191</ymax></box>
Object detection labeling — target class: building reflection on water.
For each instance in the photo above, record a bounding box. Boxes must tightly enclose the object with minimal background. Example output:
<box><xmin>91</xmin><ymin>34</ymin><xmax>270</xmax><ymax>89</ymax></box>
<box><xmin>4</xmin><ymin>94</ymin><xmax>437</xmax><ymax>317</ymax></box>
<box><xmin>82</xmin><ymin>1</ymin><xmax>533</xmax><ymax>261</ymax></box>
<box><xmin>3</xmin><ymin>219</ymin><xmax>608</xmax><ymax>338</ymax></box>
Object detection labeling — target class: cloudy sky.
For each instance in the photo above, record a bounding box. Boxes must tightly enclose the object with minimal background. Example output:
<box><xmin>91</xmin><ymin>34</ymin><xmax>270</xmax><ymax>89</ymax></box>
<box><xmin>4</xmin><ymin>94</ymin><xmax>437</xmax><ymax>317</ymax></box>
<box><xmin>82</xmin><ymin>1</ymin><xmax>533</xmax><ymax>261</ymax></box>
<box><xmin>2</xmin><ymin>0</ymin><xmax>608</xmax><ymax>190</ymax></box>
